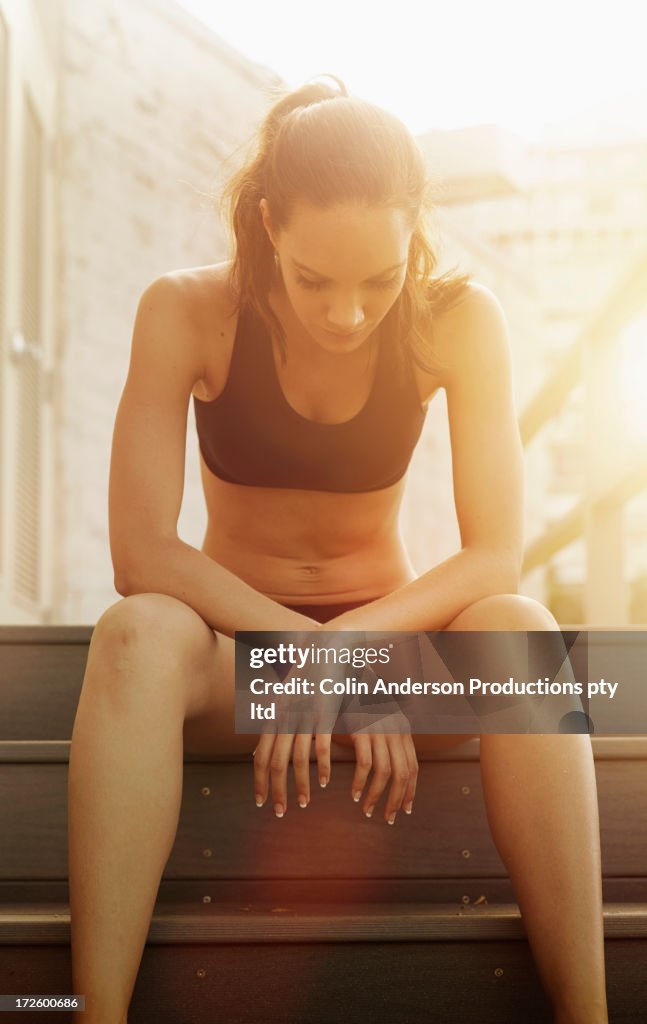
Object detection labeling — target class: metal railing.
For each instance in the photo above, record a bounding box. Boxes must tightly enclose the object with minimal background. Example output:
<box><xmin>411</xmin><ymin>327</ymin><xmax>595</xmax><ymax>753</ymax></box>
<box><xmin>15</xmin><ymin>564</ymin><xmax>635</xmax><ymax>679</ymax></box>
<box><xmin>519</xmin><ymin>249</ymin><xmax>647</xmax><ymax>625</ymax></box>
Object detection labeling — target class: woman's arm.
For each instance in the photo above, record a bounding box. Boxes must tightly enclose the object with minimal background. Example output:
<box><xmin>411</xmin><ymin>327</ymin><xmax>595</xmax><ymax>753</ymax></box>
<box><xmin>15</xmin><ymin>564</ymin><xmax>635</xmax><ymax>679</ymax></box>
<box><xmin>320</xmin><ymin>283</ymin><xmax>524</xmax><ymax>634</ymax></box>
<box><xmin>109</xmin><ymin>273</ymin><xmax>315</xmax><ymax>638</ymax></box>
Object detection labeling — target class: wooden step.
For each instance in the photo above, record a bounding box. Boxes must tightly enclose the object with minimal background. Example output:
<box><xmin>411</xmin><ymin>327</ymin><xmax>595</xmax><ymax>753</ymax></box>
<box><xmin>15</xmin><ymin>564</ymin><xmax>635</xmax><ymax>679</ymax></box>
<box><xmin>3</xmin><ymin>895</ymin><xmax>647</xmax><ymax>944</ymax></box>
<box><xmin>0</xmin><ymin>894</ymin><xmax>646</xmax><ymax>1023</ymax></box>
<box><xmin>1</xmin><ymin>740</ymin><xmax>647</xmax><ymax>881</ymax></box>
<box><xmin>2</xmin><ymin>625</ymin><xmax>646</xmax><ymax>1022</ymax></box>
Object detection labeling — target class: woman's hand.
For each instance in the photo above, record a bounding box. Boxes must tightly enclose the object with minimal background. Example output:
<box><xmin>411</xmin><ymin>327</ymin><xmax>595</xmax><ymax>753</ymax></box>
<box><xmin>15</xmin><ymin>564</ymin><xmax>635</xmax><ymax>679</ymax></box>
<box><xmin>250</xmin><ymin>630</ymin><xmax>418</xmax><ymax>824</ymax></box>
<box><xmin>252</xmin><ymin>728</ymin><xmax>337</xmax><ymax>818</ymax></box>
<box><xmin>350</xmin><ymin>713</ymin><xmax>419</xmax><ymax>825</ymax></box>
<box><xmin>251</xmin><ymin>630</ymin><xmax>344</xmax><ymax>817</ymax></box>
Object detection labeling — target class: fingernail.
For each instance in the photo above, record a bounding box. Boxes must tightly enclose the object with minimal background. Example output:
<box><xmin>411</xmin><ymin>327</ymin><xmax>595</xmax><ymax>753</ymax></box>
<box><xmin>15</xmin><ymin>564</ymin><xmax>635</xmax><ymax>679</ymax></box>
<box><xmin>298</xmin><ymin>796</ymin><xmax>308</xmax><ymax>808</ymax></box>
<box><xmin>353</xmin><ymin>791</ymin><xmax>362</xmax><ymax>802</ymax></box>
<box><xmin>388</xmin><ymin>813</ymin><xmax>396</xmax><ymax>825</ymax></box>
<box><xmin>404</xmin><ymin>802</ymin><xmax>413</xmax><ymax>814</ymax></box>
<box><xmin>255</xmin><ymin>794</ymin><xmax>264</xmax><ymax>807</ymax></box>
<box><xmin>365</xmin><ymin>805</ymin><xmax>373</xmax><ymax>818</ymax></box>
<box><xmin>274</xmin><ymin>804</ymin><xmax>284</xmax><ymax>817</ymax></box>
<box><xmin>319</xmin><ymin>777</ymin><xmax>328</xmax><ymax>788</ymax></box>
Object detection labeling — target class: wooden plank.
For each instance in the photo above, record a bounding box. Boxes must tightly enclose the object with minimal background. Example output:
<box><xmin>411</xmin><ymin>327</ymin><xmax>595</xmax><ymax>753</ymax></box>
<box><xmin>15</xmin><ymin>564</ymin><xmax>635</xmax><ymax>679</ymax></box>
<box><xmin>1</xmin><ymin>900</ymin><xmax>647</xmax><ymax>945</ymax></box>
<box><xmin>194</xmin><ymin>734</ymin><xmax>647</xmax><ymax>762</ymax></box>
<box><xmin>0</xmin><ymin>902</ymin><xmax>527</xmax><ymax>944</ymax></box>
<box><xmin>0</xmin><ymin>626</ymin><xmax>94</xmax><ymax>644</ymax></box>
<box><xmin>129</xmin><ymin>939</ymin><xmax>647</xmax><ymax>1024</ymax></box>
<box><xmin>0</xmin><ymin>942</ymin><xmax>552</xmax><ymax>1024</ymax></box>
<box><xmin>0</xmin><ymin>626</ymin><xmax>95</xmax><ymax>644</ymax></box>
<box><xmin>0</xmin><ymin>645</ymin><xmax>88</xmax><ymax>740</ymax></box>
<box><xmin>1</xmin><ymin>736</ymin><xmax>647</xmax><ymax>765</ymax></box>
<box><xmin>1</xmin><ymin>762</ymin><xmax>646</xmax><ymax>879</ymax></box>
<box><xmin>3</xmin><ymin>876</ymin><xmax>647</xmax><ymax>906</ymax></box>
<box><xmin>3</xmin><ymin>630</ymin><xmax>647</xmax><ymax>745</ymax></box>
<box><xmin>0</xmin><ymin>939</ymin><xmax>645</xmax><ymax>1023</ymax></box>
<box><xmin>0</xmin><ymin>742</ymin><xmax>75</xmax><ymax>764</ymax></box>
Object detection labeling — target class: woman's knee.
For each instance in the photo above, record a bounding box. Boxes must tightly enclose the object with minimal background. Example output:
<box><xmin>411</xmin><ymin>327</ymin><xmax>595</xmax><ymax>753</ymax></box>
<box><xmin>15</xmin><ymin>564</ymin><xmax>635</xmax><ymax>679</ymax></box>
<box><xmin>446</xmin><ymin>593</ymin><xmax>558</xmax><ymax>631</ymax></box>
<box><xmin>90</xmin><ymin>593</ymin><xmax>215</xmax><ymax>671</ymax></box>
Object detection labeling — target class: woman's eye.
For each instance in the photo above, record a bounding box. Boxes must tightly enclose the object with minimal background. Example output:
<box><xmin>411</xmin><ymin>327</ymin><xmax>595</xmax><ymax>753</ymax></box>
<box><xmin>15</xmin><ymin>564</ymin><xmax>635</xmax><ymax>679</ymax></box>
<box><xmin>296</xmin><ymin>275</ymin><xmax>326</xmax><ymax>290</ymax></box>
<box><xmin>296</xmin><ymin>274</ymin><xmax>400</xmax><ymax>291</ymax></box>
<box><xmin>371</xmin><ymin>277</ymin><xmax>400</xmax><ymax>290</ymax></box>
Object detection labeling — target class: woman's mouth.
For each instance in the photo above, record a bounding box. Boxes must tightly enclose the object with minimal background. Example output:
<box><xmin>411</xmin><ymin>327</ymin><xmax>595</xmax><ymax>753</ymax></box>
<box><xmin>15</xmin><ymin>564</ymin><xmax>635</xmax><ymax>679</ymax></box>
<box><xmin>323</xmin><ymin>326</ymin><xmax>365</xmax><ymax>339</ymax></box>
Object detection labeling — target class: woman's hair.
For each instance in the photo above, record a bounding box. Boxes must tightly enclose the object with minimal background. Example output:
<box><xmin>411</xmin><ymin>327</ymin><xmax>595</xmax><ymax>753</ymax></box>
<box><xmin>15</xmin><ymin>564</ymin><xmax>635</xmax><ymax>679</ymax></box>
<box><xmin>220</xmin><ymin>75</ymin><xmax>471</xmax><ymax>374</ymax></box>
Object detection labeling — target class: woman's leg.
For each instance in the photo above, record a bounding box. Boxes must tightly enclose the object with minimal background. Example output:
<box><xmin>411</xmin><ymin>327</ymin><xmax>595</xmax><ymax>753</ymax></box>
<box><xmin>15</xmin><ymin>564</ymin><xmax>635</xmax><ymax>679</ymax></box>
<box><xmin>68</xmin><ymin>593</ymin><xmax>253</xmax><ymax>1024</ymax></box>
<box><xmin>445</xmin><ymin>594</ymin><xmax>608</xmax><ymax>1024</ymax></box>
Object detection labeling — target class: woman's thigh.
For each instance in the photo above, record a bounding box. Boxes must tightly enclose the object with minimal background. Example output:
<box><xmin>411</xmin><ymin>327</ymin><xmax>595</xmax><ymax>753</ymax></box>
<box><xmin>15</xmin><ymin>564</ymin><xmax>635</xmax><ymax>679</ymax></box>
<box><xmin>182</xmin><ymin>626</ymin><xmax>260</xmax><ymax>757</ymax></box>
<box><xmin>315</xmin><ymin>593</ymin><xmax>554</xmax><ymax>757</ymax></box>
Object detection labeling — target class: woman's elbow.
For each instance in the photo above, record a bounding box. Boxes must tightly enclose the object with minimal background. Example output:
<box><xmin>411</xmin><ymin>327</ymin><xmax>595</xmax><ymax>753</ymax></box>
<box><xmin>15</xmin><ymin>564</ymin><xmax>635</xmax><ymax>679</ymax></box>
<box><xmin>111</xmin><ymin>535</ymin><xmax>178</xmax><ymax>596</ymax></box>
<box><xmin>113</xmin><ymin>571</ymin><xmax>134</xmax><ymax>596</ymax></box>
<box><xmin>113</xmin><ymin>560</ymin><xmax>151</xmax><ymax>595</ymax></box>
<box><xmin>110</xmin><ymin>538</ymin><xmax>136</xmax><ymax>595</ymax></box>
<box><xmin>112</xmin><ymin>555</ymin><xmax>141</xmax><ymax>596</ymax></box>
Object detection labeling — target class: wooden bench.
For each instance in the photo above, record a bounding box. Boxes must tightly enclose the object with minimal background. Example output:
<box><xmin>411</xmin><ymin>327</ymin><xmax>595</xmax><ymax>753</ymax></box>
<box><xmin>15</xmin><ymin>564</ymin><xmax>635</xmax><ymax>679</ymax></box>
<box><xmin>1</xmin><ymin>626</ymin><xmax>646</xmax><ymax>1023</ymax></box>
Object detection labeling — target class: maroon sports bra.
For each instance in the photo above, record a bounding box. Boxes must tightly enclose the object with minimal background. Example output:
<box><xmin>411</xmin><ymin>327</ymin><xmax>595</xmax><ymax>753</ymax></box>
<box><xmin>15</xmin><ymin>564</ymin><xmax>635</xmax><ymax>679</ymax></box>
<box><xmin>193</xmin><ymin>302</ymin><xmax>427</xmax><ymax>493</ymax></box>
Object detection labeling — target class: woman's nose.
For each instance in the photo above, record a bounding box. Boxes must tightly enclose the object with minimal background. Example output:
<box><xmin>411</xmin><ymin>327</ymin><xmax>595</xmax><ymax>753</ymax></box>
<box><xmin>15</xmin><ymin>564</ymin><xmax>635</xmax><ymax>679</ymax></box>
<box><xmin>326</xmin><ymin>300</ymin><xmax>365</xmax><ymax>333</ymax></box>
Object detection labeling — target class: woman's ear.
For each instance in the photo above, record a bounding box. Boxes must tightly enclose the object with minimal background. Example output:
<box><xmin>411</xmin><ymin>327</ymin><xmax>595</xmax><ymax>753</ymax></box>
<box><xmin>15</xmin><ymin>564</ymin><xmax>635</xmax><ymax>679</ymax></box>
<box><xmin>259</xmin><ymin>198</ymin><xmax>278</xmax><ymax>249</ymax></box>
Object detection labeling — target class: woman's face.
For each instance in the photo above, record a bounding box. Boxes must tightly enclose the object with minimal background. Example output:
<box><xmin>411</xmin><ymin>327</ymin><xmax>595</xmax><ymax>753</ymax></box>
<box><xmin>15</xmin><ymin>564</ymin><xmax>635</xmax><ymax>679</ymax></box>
<box><xmin>260</xmin><ymin>200</ymin><xmax>412</xmax><ymax>356</ymax></box>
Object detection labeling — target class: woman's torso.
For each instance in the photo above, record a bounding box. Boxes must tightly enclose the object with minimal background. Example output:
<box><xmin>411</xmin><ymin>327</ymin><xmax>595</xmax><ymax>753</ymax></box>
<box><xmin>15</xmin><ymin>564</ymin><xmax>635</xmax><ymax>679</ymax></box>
<box><xmin>185</xmin><ymin>262</ymin><xmax>444</xmax><ymax>604</ymax></box>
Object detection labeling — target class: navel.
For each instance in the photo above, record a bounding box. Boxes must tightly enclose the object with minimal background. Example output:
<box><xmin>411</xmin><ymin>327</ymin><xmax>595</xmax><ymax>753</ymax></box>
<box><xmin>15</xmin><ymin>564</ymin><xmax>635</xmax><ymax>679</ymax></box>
<box><xmin>299</xmin><ymin>565</ymin><xmax>320</xmax><ymax>576</ymax></box>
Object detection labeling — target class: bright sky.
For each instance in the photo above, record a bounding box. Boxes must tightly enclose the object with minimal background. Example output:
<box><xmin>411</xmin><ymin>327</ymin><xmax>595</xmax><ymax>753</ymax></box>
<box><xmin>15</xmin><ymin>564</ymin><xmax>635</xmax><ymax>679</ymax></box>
<box><xmin>177</xmin><ymin>0</ymin><xmax>647</xmax><ymax>143</ymax></box>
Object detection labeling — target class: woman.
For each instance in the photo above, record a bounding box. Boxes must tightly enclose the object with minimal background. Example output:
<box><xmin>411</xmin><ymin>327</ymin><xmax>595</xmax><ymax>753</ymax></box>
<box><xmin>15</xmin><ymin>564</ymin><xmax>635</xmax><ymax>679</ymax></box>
<box><xmin>68</xmin><ymin>77</ymin><xmax>608</xmax><ymax>1023</ymax></box>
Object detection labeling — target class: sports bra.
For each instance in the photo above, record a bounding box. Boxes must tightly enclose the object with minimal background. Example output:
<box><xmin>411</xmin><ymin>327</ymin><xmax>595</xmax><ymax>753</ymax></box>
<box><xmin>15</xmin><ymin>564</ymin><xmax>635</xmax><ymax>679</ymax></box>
<box><xmin>193</xmin><ymin>301</ymin><xmax>427</xmax><ymax>493</ymax></box>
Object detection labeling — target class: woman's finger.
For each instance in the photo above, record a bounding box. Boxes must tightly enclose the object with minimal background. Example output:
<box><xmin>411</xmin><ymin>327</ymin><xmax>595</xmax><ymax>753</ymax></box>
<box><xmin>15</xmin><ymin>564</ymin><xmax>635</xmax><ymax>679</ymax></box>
<box><xmin>315</xmin><ymin>733</ymin><xmax>333</xmax><ymax>786</ymax></box>
<box><xmin>252</xmin><ymin>732</ymin><xmax>276</xmax><ymax>808</ymax></box>
<box><xmin>269</xmin><ymin>733</ymin><xmax>295</xmax><ymax>817</ymax></box>
<box><xmin>362</xmin><ymin>735</ymin><xmax>391</xmax><ymax>819</ymax></box>
<box><xmin>402</xmin><ymin>733</ymin><xmax>419</xmax><ymax>814</ymax></box>
<box><xmin>350</xmin><ymin>733</ymin><xmax>372</xmax><ymax>804</ymax></box>
<box><xmin>292</xmin><ymin>732</ymin><xmax>313</xmax><ymax>808</ymax></box>
<box><xmin>383</xmin><ymin>734</ymin><xmax>412</xmax><ymax>824</ymax></box>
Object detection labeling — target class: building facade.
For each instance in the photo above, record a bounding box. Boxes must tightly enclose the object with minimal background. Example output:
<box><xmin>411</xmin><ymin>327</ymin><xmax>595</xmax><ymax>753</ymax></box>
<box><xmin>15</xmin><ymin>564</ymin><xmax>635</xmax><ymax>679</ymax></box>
<box><xmin>0</xmin><ymin>0</ymin><xmax>280</xmax><ymax>623</ymax></box>
<box><xmin>1</xmin><ymin>0</ymin><xmax>645</xmax><ymax>625</ymax></box>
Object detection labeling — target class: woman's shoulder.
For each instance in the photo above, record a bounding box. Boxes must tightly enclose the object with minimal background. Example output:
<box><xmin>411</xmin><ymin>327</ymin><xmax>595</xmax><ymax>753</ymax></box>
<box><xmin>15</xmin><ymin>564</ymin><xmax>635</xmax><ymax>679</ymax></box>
<box><xmin>152</xmin><ymin>260</ymin><xmax>238</xmax><ymax>321</ymax></box>
<box><xmin>411</xmin><ymin>279</ymin><xmax>505</xmax><ymax>402</ymax></box>
<box><xmin>433</xmin><ymin>279</ymin><xmax>504</xmax><ymax>338</ymax></box>
<box><xmin>144</xmin><ymin>261</ymin><xmax>240</xmax><ymax>401</ymax></box>
<box><xmin>435</xmin><ymin>279</ymin><xmax>508</xmax><ymax>367</ymax></box>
